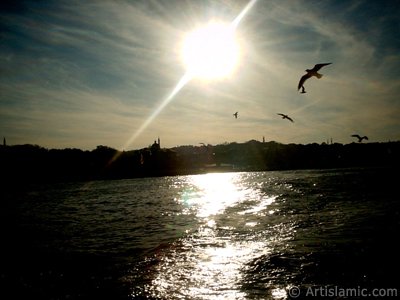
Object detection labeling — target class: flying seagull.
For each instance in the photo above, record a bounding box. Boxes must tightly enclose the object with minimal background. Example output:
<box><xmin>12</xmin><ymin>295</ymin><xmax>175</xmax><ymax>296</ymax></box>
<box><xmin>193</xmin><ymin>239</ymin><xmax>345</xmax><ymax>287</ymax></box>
<box><xmin>351</xmin><ymin>134</ymin><xmax>368</xmax><ymax>143</ymax></box>
<box><xmin>277</xmin><ymin>113</ymin><xmax>294</xmax><ymax>123</ymax></box>
<box><xmin>233</xmin><ymin>112</ymin><xmax>238</xmax><ymax>119</ymax></box>
<box><xmin>298</xmin><ymin>63</ymin><xmax>332</xmax><ymax>93</ymax></box>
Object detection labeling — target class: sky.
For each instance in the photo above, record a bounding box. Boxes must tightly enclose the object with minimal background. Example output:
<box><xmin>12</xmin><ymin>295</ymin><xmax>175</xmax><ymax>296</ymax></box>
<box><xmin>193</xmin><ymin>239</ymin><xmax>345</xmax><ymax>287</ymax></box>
<box><xmin>1</xmin><ymin>0</ymin><xmax>400</xmax><ymax>150</ymax></box>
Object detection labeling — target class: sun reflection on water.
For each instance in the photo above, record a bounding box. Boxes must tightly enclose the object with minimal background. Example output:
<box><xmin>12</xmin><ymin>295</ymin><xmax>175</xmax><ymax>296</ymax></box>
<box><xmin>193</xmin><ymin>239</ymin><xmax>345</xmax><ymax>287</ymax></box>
<box><xmin>187</xmin><ymin>173</ymin><xmax>246</xmax><ymax>218</ymax></box>
<box><xmin>132</xmin><ymin>172</ymin><xmax>294</xmax><ymax>299</ymax></box>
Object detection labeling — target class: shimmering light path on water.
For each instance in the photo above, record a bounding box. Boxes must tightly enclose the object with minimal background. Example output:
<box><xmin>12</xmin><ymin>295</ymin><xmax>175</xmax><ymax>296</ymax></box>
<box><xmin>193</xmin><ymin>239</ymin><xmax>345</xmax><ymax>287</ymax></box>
<box><xmin>2</xmin><ymin>169</ymin><xmax>399</xmax><ymax>299</ymax></box>
<box><xmin>129</xmin><ymin>172</ymin><xmax>300</xmax><ymax>299</ymax></box>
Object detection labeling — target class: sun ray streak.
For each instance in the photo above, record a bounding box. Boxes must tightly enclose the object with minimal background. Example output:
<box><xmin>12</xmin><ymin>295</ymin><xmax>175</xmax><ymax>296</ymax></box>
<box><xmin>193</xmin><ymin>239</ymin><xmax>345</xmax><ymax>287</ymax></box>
<box><xmin>109</xmin><ymin>73</ymin><xmax>192</xmax><ymax>164</ymax></box>
<box><xmin>232</xmin><ymin>0</ymin><xmax>258</xmax><ymax>29</ymax></box>
<box><xmin>122</xmin><ymin>72</ymin><xmax>192</xmax><ymax>150</ymax></box>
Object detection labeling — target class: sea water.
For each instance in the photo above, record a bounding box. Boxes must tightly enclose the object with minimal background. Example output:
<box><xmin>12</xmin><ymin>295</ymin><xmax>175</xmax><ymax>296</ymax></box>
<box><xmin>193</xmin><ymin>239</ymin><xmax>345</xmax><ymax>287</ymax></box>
<box><xmin>1</xmin><ymin>168</ymin><xmax>399</xmax><ymax>299</ymax></box>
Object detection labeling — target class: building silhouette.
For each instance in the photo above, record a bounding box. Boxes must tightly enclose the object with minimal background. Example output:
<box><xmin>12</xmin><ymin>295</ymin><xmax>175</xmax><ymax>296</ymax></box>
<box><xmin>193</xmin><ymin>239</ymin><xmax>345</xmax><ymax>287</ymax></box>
<box><xmin>151</xmin><ymin>137</ymin><xmax>161</xmax><ymax>152</ymax></box>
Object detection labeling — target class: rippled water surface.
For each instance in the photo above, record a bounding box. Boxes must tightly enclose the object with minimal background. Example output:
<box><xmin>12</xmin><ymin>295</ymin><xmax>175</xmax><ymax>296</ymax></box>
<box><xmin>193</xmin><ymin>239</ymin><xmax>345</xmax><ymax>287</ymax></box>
<box><xmin>1</xmin><ymin>168</ymin><xmax>399</xmax><ymax>299</ymax></box>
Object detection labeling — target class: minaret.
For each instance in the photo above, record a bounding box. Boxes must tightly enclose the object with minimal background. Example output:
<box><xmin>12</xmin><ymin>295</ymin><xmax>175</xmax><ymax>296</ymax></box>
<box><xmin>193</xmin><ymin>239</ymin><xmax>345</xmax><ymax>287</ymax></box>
<box><xmin>3</xmin><ymin>137</ymin><xmax>5</xmax><ymax>146</ymax></box>
<box><xmin>158</xmin><ymin>137</ymin><xmax>160</xmax><ymax>148</ymax></box>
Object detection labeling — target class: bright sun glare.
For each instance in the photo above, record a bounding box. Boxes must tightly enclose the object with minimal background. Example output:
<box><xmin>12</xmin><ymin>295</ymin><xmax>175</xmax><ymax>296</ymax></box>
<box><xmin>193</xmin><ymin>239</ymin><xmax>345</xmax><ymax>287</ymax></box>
<box><xmin>119</xmin><ymin>0</ymin><xmax>257</xmax><ymax>151</ymax></box>
<box><xmin>182</xmin><ymin>22</ymin><xmax>240</xmax><ymax>80</ymax></box>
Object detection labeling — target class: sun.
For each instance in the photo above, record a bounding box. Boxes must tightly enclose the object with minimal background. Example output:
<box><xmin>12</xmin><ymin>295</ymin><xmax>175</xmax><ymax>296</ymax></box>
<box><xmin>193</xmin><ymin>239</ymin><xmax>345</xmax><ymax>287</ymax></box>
<box><xmin>182</xmin><ymin>22</ymin><xmax>240</xmax><ymax>80</ymax></box>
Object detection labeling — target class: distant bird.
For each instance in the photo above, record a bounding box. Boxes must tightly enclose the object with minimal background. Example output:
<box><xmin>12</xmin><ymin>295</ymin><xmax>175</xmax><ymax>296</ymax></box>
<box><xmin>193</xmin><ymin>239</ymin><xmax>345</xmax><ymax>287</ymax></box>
<box><xmin>277</xmin><ymin>113</ymin><xmax>294</xmax><ymax>123</ymax></box>
<box><xmin>233</xmin><ymin>112</ymin><xmax>238</xmax><ymax>119</ymax></box>
<box><xmin>351</xmin><ymin>134</ymin><xmax>368</xmax><ymax>143</ymax></box>
<box><xmin>298</xmin><ymin>63</ymin><xmax>332</xmax><ymax>93</ymax></box>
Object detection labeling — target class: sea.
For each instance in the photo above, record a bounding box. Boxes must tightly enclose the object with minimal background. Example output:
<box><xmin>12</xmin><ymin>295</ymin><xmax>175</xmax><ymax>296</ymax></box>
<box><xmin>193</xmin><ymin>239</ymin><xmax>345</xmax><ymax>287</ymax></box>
<box><xmin>1</xmin><ymin>168</ymin><xmax>399</xmax><ymax>299</ymax></box>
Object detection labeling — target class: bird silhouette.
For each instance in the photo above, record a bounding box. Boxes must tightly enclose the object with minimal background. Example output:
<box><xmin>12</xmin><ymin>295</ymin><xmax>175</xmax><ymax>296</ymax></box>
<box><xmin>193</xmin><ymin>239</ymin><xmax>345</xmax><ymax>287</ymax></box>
<box><xmin>298</xmin><ymin>63</ymin><xmax>332</xmax><ymax>93</ymax></box>
<box><xmin>277</xmin><ymin>113</ymin><xmax>294</xmax><ymax>123</ymax></box>
<box><xmin>351</xmin><ymin>134</ymin><xmax>368</xmax><ymax>143</ymax></box>
<box><xmin>233</xmin><ymin>112</ymin><xmax>238</xmax><ymax>119</ymax></box>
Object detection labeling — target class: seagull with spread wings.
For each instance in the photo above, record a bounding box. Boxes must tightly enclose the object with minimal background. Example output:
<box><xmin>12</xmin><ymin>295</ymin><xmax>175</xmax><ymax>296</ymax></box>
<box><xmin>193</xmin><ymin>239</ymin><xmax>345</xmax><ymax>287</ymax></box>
<box><xmin>351</xmin><ymin>134</ymin><xmax>368</xmax><ymax>143</ymax></box>
<box><xmin>277</xmin><ymin>113</ymin><xmax>294</xmax><ymax>123</ymax></box>
<box><xmin>298</xmin><ymin>63</ymin><xmax>332</xmax><ymax>93</ymax></box>
<box><xmin>233</xmin><ymin>112</ymin><xmax>238</xmax><ymax>119</ymax></box>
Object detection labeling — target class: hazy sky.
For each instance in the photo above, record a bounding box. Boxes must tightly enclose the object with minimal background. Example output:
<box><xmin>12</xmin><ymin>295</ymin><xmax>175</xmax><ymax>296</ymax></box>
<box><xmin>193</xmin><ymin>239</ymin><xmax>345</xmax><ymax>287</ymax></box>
<box><xmin>1</xmin><ymin>0</ymin><xmax>400</xmax><ymax>150</ymax></box>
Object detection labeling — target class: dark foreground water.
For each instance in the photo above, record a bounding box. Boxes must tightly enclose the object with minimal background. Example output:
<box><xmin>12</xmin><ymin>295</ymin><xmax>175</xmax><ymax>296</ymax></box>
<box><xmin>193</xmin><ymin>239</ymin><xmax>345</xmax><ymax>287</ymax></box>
<box><xmin>1</xmin><ymin>168</ymin><xmax>399</xmax><ymax>299</ymax></box>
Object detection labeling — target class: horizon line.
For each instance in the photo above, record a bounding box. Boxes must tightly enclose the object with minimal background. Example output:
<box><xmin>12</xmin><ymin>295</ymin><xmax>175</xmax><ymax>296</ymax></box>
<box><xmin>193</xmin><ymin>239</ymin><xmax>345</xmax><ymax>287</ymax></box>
<box><xmin>2</xmin><ymin>139</ymin><xmax>399</xmax><ymax>152</ymax></box>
